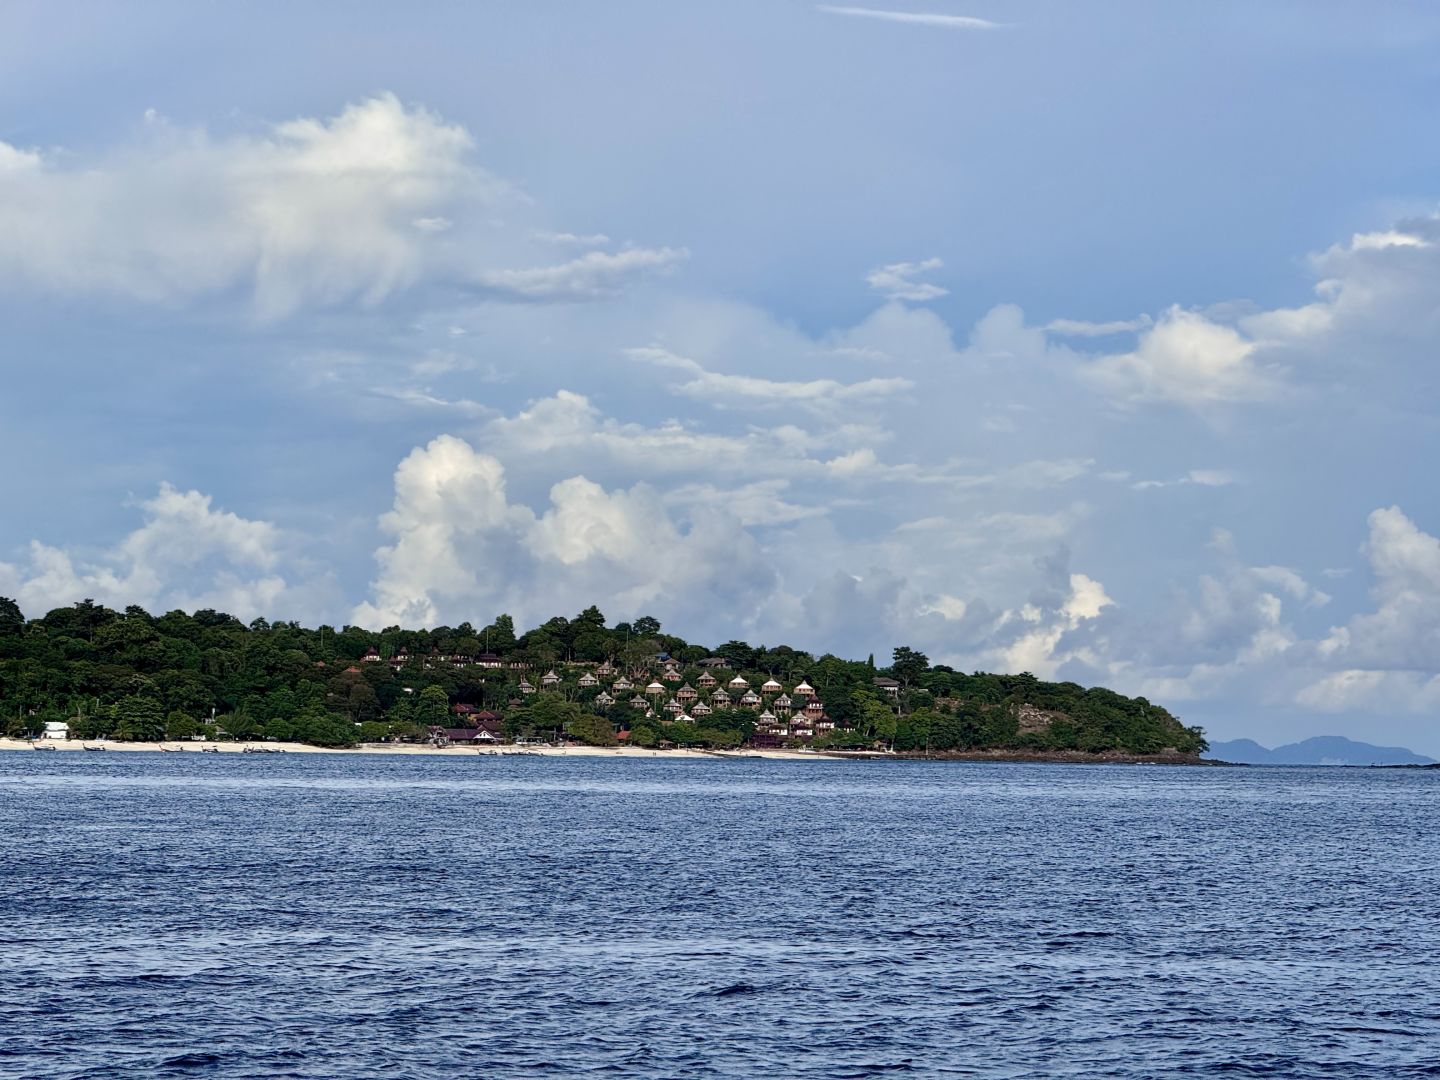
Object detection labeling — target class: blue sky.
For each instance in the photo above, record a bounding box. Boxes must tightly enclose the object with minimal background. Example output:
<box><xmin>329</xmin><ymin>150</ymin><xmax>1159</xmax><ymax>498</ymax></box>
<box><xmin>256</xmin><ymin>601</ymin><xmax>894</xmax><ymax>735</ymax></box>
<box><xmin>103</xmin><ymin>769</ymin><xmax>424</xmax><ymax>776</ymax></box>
<box><xmin>5</xmin><ymin>2</ymin><xmax>1440</xmax><ymax>751</ymax></box>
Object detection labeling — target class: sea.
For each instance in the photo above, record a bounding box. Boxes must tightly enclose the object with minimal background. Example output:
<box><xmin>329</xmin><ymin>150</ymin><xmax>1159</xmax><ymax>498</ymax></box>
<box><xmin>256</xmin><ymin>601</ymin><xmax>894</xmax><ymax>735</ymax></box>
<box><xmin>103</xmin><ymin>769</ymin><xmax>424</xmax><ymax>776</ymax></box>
<box><xmin>0</xmin><ymin>754</ymin><xmax>1436</xmax><ymax>1079</ymax></box>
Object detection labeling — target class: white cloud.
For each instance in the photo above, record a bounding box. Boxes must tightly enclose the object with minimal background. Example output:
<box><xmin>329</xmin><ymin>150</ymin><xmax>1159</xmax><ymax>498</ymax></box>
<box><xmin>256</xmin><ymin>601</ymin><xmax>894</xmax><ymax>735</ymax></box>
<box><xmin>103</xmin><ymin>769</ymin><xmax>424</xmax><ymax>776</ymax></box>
<box><xmin>816</xmin><ymin>6</ymin><xmax>1000</xmax><ymax>30</ymax></box>
<box><xmin>1045</xmin><ymin>315</ymin><xmax>1153</xmax><ymax>337</ymax></box>
<box><xmin>1085</xmin><ymin>306</ymin><xmax>1280</xmax><ymax>408</ymax></box>
<box><xmin>0</xmin><ymin>484</ymin><xmax>303</xmax><ymax>622</ymax></box>
<box><xmin>352</xmin><ymin>434</ymin><xmax>777</xmax><ymax>633</ymax></box>
<box><xmin>0</xmin><ymin>94</ymin><xmax>495</xmax><ymax>317</ymax></box>
<box><xmin>629</xmin><ymin>346</ymin><xmax>913</xmax><ymax>410</ymax></box>
<box><xmin>865</xmin><ymin>257</ymin><xmax>948</xmax><ymax>302</ymax></box>
<box><xmin>0</xmin><ymin>94</ymin><xmax>681</xmax><ymax>317</ymax></box>
<box><xmin>473</xmin><ymin>246</ymin><xmax>687</xmax><ymax>301</ymax></box>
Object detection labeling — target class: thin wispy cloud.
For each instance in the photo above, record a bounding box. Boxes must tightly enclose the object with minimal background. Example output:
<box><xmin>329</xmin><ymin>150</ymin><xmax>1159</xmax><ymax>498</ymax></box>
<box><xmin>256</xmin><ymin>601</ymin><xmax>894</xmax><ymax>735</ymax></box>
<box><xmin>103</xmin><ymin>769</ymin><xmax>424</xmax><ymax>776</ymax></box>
<box><xmin>815</xmin><ymin>5</ymin><xmax>1000</xmax><ymax>30</ymax></box>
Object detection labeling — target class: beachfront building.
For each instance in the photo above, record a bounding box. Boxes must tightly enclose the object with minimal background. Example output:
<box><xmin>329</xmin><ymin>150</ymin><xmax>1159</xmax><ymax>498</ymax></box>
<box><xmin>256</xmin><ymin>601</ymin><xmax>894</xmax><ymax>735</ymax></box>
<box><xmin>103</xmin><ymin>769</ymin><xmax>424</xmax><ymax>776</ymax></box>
<box><xmin>41</xmin><ymin>720</ymin><xmax>69</xmax><ymax>740</ymax></box>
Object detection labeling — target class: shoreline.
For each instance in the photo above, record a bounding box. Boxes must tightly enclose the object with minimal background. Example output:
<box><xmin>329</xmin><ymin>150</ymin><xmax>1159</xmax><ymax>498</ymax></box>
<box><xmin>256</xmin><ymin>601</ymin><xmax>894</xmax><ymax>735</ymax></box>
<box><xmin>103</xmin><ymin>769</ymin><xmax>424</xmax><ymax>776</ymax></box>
<box><xmin>0</xmin><ymin>738</ymin><xmax>1215</xmax><ymax>765</ymax></box>
<box><xmin>0</xmin><ymin>737</ymin><xmax>845</xmax><ymax>761</ymax></box>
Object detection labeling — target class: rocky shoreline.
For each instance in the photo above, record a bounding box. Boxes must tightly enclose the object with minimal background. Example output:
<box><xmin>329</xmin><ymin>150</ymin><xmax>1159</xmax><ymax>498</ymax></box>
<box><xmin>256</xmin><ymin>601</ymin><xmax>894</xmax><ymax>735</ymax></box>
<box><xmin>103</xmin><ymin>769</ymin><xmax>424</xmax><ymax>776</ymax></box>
<box><xmin>893</xmin><ymin>748</ymin><xmax>1225</xmax><ymax>766</ymax></box>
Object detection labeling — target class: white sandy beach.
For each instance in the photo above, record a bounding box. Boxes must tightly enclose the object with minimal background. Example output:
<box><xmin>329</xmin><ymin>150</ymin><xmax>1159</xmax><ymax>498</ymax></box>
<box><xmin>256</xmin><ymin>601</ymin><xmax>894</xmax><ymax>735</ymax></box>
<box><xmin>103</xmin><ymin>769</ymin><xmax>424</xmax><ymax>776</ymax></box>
<box><xmin>0</xmin><ymin>737</ymin><xmax>852</xmax><ymax>761</ymax></box>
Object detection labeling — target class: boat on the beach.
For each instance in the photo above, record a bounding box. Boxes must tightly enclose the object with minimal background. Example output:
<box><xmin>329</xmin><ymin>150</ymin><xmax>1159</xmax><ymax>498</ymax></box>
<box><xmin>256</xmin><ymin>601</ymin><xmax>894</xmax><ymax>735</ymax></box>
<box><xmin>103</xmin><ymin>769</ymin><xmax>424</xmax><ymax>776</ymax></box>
<box><xmin>159</xmin><ymin>746</ymin><xmax>182</xmax><ymax>753</ymax></box>
<box><xmin>201</xmin><ymin>747</ymin><xmax>221</xmax><ymax>754</ymax></box>
<box><xmin>33</xmin><ymin>744</ymin><xmax>57</xmax><ymax>751</ymax></box>
<box><xmin>83</xmin><ymin>744</ymin><xmax>106</xmax><ymax>752</ymax></box>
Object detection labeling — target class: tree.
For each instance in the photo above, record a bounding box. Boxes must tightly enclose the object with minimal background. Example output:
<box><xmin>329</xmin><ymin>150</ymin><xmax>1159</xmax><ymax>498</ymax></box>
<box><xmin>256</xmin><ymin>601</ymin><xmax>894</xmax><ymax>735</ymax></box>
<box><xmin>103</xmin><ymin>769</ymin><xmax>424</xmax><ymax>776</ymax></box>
<box><xmin>566</xmin><ymin>712</ymin><xmax>617</xmax><ymax>747</ymax></box>
<box><xmin>417</xmin><ymin>685</ymin><xmax>450</xmax><ymax>728</ymax></box>
<box><xmin>114</xmin><ymin>695</ymin><xmax>165</xmax><ymax>742</ymax></box>
<box><xmin>165</xmin><ymin>710</ymin><xmax>199</xmax><ymax>740</ymax></box>
<box><xmin>0</xmin><ymin>598</ymin><xmax>23</xmax><ymax>637</ymax></box>
<box><xmin>890</xmin><ymin>646</ymin><xmax>929</xmax><ymax>688</ymax></box>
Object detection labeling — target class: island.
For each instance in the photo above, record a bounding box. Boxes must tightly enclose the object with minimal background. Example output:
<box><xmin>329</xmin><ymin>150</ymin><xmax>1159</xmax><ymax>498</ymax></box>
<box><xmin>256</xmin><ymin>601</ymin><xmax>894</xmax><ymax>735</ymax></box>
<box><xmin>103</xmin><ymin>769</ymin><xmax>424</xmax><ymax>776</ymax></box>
<box><xmin>0</xmin><ymin>598</ymin><xmax>1207</xmax><ymax>761</ymax></box>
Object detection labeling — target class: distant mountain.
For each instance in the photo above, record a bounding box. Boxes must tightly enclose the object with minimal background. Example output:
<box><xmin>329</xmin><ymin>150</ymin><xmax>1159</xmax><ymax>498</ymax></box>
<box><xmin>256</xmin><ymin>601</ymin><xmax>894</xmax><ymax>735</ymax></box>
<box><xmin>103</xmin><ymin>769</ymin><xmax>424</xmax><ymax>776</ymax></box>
<box><xmin>1205</xmin><ymin>736</ymin><xmax>1435</xmax><ymax>766</ymax></box>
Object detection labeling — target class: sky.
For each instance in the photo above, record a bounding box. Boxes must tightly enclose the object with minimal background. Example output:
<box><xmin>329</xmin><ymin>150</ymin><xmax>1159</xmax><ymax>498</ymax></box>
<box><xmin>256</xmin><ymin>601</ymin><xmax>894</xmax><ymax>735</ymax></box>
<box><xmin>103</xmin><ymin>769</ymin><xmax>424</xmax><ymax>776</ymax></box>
<box><xmin>4</xmin><ymin>1</ymin><xmax>1440</xmax><ymax>751</ymax></box>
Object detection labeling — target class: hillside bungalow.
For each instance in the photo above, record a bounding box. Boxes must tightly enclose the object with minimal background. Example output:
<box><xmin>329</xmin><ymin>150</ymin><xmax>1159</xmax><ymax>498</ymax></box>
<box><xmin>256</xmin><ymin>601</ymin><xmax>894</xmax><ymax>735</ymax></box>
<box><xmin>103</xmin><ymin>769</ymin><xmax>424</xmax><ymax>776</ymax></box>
<box><xmin>710</xmin><ymin>689</ymin><xmax>732</xmax><ymax>709</ymax></box>
<box><xmin>542</xmin><ymin>670</ymin><xmax>562</xmax><ymax>687</ymax></box>
<box><xmin>477</xmin><ymin>653</ymin><xmax>505</xmax><ymax>669</ymax></box>
<box><xmin>677</xmin><ymin>684</ymin><xmax>698</xmax><ymax>703</ymax></box>
<box><xmin>691</xmin><ymin>701</ymin><xmax>712</xmax><ymax>717</ymax></box>
<box><xmin>519</xmin><ymin>680</ymin><xmax>536</xmax><ymax>695</ymax></box>
<box><xmin>594</xmin><ymin>691</ymin><xmax>614</xmax><ymax>708</ymax></box>
<box><xmin>697</xmin><ymin>672</ymin><xmax>718</xmax><ymax>689</ymax></box>
<box><xmin>804</xmin><ymin>699</ymin><xmax>826</xmax><ymax>718</ymax></box>
<box><xmin>761</xmin><ymin>678</ymin><xmax>782</xmax><ymax>694</ymax></box>
<box><xmin>629</xmin><ymin>695</ymin><xmax>649</xmax><ymax>709</ymax></box>
<box><xmin>362</xmin><ymin>648</ymin><xmax>383</xmax><ymax>663</ymax></box>
<box><xmin>873</xmin><ymin>677</ymin><xmax>901</xmax><ymax>696</ymax></box>
<box><xmin>740</xmin><ymin>690</ymin><xmax>762</xmax><ymax>708</ymax></box>
<box><xmin>645</xmin><ymin>681</ymin><xmax>666</xmax><ymax>696</ymax></box>
<box><xmin>578</xmin><ymin>672</ymin><xmax>599</xmax><ymax>688</ymax></box>
<box><xmin>696</xmin><ymin>657</ymin><xmax>729</xmax><ymax>669</ymax></box>
<box><xmin>389</xmin><ymin>650</ymin><xmax>411</xmax><ymax>670</ymax></box>
<box><xmin>664</xmin><ymin>699</ymin><xmax>683</xmax><ymax>715</ymax></box>
<box><xmin>596</xmin><ymin>661</ymin><xmax>615</xmax><ymax>677</ymax></box>
<box><xmin>728</xmin><ymin>675</ymin><xmax>749</xmax><ymax>690</ymax></box>
<box><xmin>793</xmin><ymin>680</ymin><xmax>815</xmax><ymax>698</ymax></box>
<box><xmin>661</xmin><ymin>666</ymin><xmax>683</xmax><ymax>683</ymax></box>
<box><xmin>613</xmin><ymin>676</ymin><xmax>633</xmax><ymax>691</ymax></box>
<box><xmin>773</xmin><ymin>693</ymin><xmax>793</xmax><ymax>715</ymax></box>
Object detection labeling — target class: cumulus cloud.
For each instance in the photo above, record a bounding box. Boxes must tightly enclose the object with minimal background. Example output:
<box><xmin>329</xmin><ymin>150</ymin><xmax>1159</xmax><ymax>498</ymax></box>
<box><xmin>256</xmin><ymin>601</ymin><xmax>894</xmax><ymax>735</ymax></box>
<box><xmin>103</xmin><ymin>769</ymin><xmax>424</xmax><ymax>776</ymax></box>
<box><xmin>0</xmin><ymin>94</ymin><xmax>678</xmax><ymax>316</ymax></box>
<box><xmin>352</xmin><ymin>434</ymin><xmax>777</xmax><ymax>633</ymax></box>
<box><xmin>865</xmin><ymin>257</ymin><xmax>948</xmax><ymax>302</ymax></box>
<box><xmin>0</xmin><ymin>94</ymin><xmax>494</xmax><ymax>317</ymax></box>
<box><xmin>0</xmin><ymin>484</ymin><xmax>305</xmax><ymax>621</ymax></box>
<box><xmin>1085</xmin><ymin>306</ymin><xmax>1281</xmax><ymax>408</ymax></box>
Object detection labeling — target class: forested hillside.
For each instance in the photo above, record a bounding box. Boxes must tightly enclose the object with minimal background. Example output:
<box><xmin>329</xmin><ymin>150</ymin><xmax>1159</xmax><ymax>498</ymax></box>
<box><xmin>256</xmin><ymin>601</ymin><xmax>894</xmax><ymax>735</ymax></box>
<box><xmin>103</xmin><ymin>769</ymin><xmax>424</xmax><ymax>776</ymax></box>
<box><xmin>0</xmin><ymin>598</ymin><xmax>1206</xmax><ymax>755</ymax></box>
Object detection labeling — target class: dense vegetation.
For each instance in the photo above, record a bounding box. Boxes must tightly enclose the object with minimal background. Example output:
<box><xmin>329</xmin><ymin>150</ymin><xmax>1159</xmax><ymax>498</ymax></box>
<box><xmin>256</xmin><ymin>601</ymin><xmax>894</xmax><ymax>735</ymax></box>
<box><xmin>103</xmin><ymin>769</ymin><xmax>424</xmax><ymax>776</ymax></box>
<box><xmin>0</xmin><ymin>598</ymin><xmax>1206</xmax><ymax>755</ymax></box>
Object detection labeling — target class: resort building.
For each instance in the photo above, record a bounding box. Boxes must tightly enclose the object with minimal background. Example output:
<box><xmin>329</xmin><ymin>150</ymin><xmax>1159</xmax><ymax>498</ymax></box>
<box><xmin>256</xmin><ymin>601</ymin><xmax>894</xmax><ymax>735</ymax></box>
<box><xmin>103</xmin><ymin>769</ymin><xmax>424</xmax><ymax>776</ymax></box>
<box><xmin>793</xmin><ymin>680</ymin><xmax>815</xmax><ymax>698</ymax></box>
<box><xmin>542</xmin><ymin>670</ymin><xmax>561</xmax><ymax>687</ymax></box>
<box><xmin>697</xmin><ymin>672</ymin><xmax>717</xmax><ymax>689</ymax></box>
<box><xmin>728</xmin><ymin>675</ymin><xmax>749</xmax><ymax>690</ymax></box>
<box><xmin>677</xmin><ymin>684</ymin><xmax>698</xmax><ymax>703</ymax></box>
<box><xmin>646</xmin><ymin>681</ymin><xmax>666</xmax><ymax>696</ymax></box>
<box><xmin>578</xmin><ymin>672</ymin><xmax>599</xmax><ymax>688</ymax></box>
<box><xmin>761</xmin><ymin>678</ymin><xmax>782</xmax><ymax>694</ymax></box>
<box><xmin>518</xmin><ymin>680</ymin><xmax>536</xmax><ymax>695</ymax></box>
<box><xmin>773</xmin><ymin>693</ymin><xmax>793</xmax><ymax>715</ymax></box>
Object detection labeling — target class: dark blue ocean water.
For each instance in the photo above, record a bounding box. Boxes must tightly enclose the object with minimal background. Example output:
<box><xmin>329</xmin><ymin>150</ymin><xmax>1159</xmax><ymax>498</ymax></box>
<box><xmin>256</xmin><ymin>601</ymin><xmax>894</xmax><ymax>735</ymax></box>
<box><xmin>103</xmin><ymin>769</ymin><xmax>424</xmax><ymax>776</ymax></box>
<box><xmin>0</xmin><ymin>754</ymin><xmax>1436</xmax><ymax>1079</ymax></box>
